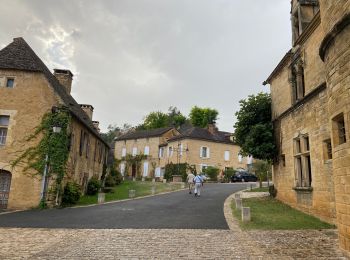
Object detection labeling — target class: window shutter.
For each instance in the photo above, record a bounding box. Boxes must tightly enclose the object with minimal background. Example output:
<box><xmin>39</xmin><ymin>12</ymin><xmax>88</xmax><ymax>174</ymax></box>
<box><xmin>224</xmin><ymin>151</ymin><xmax>229</xmax><ymax>161</ymax></box>
<box><xmin>200</xmin><ymin>147</ymin><xmax>203</xmax><ymax>158</ymax></box>
<box><xmin>144</xmin><ymin>146</ymin><xmax>149</xmax><ymax>155</ymax></box>
<box><xmin>207</xmin><ymin>147</ymin><xmax>210</xmax><ymax>158</ymax></box>
<box><xmin>143</xmin><ymin>162</ymin><xmax>149</xmax><ymax>177</ymax></box>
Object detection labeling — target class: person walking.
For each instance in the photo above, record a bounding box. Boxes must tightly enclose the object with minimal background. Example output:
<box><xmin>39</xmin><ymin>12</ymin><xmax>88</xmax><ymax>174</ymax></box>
<box><xmin>186</xmin><ymin>172</ymin><xmax>195</xmax><ymax>194</ymax></box>
<box><xmin>193</xmin><ymin>173</ymin><xmax>204</xmax><ymax>197</ymax></box>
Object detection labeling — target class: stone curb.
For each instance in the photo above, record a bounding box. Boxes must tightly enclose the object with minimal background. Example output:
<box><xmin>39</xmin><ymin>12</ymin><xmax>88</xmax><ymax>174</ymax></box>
<box><xmin>67</xmin><ymin>187</ymin><xmax>188</xmax><ymax>209</ymax></box>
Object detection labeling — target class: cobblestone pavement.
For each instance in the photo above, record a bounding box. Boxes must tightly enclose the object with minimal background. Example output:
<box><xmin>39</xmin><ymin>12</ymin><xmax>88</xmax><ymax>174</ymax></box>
<box><xmin>0</xmin><ymin>227</ymin><xmax>347</xmax><ymax>259</ymax></box>
<box><xmin>0</xmin><ymin>188</ymin><xmax>348</xmax><ymax>259</ymax></box>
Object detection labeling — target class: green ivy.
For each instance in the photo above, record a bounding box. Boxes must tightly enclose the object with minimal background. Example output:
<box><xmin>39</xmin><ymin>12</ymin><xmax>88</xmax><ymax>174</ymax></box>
<box><xmin>11</xmin><ymin>106</ymin><xmax>71</xmax><ymax>191</ymax></box>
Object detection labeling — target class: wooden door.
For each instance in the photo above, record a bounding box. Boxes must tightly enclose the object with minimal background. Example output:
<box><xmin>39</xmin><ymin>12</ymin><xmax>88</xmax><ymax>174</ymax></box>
<box><xmin>0</xmin><ymin>170</ymin><xmax>11</xmax><ymax>209</ymax></box>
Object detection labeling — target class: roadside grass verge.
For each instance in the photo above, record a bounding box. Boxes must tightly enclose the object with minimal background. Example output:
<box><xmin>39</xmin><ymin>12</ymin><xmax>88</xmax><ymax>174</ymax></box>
<box><xmin>232</xmin><ymin>197</ymin><xmax>335</xmax><ymax>230</ymax></box>
<box><xmin>246</xmin><ymin>187</ymin><xmax>269</xmax><ymax>192</ymax></box>
<box><xmin>77</xmin><ymin>180</ymin><xmax>183</xmax><ymax>206</ymax></box>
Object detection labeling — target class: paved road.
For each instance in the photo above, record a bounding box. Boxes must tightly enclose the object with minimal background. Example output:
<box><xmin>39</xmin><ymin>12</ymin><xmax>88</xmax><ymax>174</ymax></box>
<box><xmin>0</xmin><ymin>183</ymin><xmax>247</xmax><ymax>229</ymax></box>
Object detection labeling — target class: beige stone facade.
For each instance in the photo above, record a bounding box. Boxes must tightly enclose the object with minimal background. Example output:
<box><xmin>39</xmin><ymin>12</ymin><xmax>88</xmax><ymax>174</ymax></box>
<box><xmin>115</xmin><ymin>126</ymin><xmax>249</xmax><ymax>179</ymax></box>
<box><xmin>162</xmin><ymin>139</ymin><xmax>247</xmax><ymax>174</ymax></box>
<box><xmin>0</xmin><ymin>38</ymin><xmax>108</xmax><ymax>210</ymax></box>
<box><xmin>265</xmin><ymin>0</ymin><xmax>350</xmax><ymax>255</ymax></box>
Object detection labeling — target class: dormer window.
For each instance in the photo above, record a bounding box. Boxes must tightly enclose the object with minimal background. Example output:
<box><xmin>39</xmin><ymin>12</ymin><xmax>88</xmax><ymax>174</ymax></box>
<box><xmin>291</xmin><ymin>0</ymin><xmax>320</xmax><ymax>45</ymax></box>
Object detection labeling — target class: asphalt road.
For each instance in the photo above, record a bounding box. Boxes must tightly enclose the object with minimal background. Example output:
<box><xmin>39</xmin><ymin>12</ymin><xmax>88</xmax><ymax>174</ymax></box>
<box><xmin>0</xmin><ymin>183</ymin><xmax>247</xmax><ymax>229</ymax></box>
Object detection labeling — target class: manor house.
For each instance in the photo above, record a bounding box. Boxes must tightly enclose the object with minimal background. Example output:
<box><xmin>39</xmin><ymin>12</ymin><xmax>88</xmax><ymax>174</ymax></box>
<box><xmin>264</xmin><ymin>0</ymin><xmax>350</xmax><ymax>255</ymax></box>
<box><xmin>0</xmin><ymin>38</ymin><xmax>109</xmax><ymax>210</ymax></box>
<box><xmin>114</xmin><ymin>125</ymin><xmax>250</xmax><ymax>179</ymax></box>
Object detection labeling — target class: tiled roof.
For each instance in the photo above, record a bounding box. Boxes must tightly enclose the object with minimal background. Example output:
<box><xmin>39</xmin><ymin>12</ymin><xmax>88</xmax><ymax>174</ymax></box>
<box><xmin>0</xmin><ymin>38</ymin><xmax>109</xmax><ymax>147</ymax></box>
<box><xmin>116</xmin><ymin>127</ymin><xmax>174</xmax><ymax>141</ymax></box>
<box><xmin>169</xmin><ymin>126</ymin><xmax>235</xmax><ymax>144</ymax></box>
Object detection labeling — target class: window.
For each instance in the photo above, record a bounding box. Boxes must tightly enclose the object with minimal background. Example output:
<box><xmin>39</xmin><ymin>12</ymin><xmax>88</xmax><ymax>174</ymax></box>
<box><xmin>168</xmin><ymin>146</ymin><xmax>173</xmax><ymax>157</ymax></box>
<box><xmin>323</xmin><ymin>139</ymin><xmax>332</xmax><ymax>160</ymax></box>
<box><xmin>144</xmin><ymin>146</ymin><xmax>150</xmax><ymax>155</ymax></box>
<box><xmin>159</xmin><ymin>147</ymin><xmax>164</xmax><ymax>158</ymax></box>
<box><xmin>224</xmin><ymin>151</ymin><xmax>230</xmax><ymax>161</ymax></box>
<box><xmin>200</xmin><ymin>147</ymin><xmax>209</xmax><ymax>158</ymax></box>
<box><xmin>132</xmin><ymin>147</ymin><xmax>137</xmax><ymax>156</ymax></box>
<box><xmin>200</xmin><ymin>164</ymin><xmax>208</xmax><ymax>173</ymax></box>
<box><xmin>6</xmin><ymin>78</ymin><xmax>14</xmax><ymax>88</ymax></box>
<box><xmin>179</xmin><ymin>144</ymin><xmax>183</xmax><ymax>156</ymax></box>
<box><xmin>294</xmin><ymin>135</ymin><xmax>312</xmax><ymax>187</ymax></box>
<box><xmin>0</xmin><ymin>115</ymin><xmax>9</xmax><ymax>146</ymax></box>
<box><xmin>85</xmin><ymin>134</ymin><xmax>90</xmax><ymax>158</ymax></box>
<box><xmin>79</xmin><ymin>130</ymin><xmax>84</xmax><ymax>156</ymax></box>
<box><xmin>280</xmin><ymin>154</ymin><xmax>286</xmax><ymax>167</ymax></box>
<box><xmin>143</xmin><ymin>161</ymin><xmax>149</xmax><ymax>177</ymax></box>
<box><xmin>94</xmin><ymin>140</ymin><xmax>98</xmax><ymax>161</ymax></box>
<box><xmin>291</xmin><ymin>60</ymin><xmax>305</xmax><ymax>104</ymax></box>
<box><xmin>332</xmin><ymin>113</ymin><xmax>346</xmax><ymax>146</ymax></box>
<box><xmin>122</xmin><ymin>147</ymin><xmax>126</xmax><ymax>157</ymax></box>
<box><xmin>120</xmin><ymin>163</ymin><xmax>125</xmax><ymax>176</ymax></box>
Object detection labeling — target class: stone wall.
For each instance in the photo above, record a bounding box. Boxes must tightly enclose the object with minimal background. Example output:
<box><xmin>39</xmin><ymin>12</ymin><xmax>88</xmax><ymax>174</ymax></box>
<box><xmin>319</xmin><ymin>1</ymin><xmax>350</xmax><ymax>253</ymax></box>
<box><xmin>164</xmin><ymin>139</ymin><xmax>247</xmax><ymax>174</ymax></box>
<box><xmin>273</xmin><ymin>89</ymin><xmax>336</xmax><ymax>223</ymax></box>
<box><xmin>0</xmin><ymin>69</ymin><xmax>106</xmax><ymax>209</ymax></box>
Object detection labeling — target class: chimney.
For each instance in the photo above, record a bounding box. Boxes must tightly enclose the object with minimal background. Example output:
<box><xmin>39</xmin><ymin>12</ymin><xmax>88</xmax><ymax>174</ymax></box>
<box><xmin>80</xmin><ymin>104</ymin><xmax>94</xmax><ymax>120</ymax></box>
<box><xmin>54</xmin><ymin>69</ymin><xmax>73</xmax><ymax>94</ymax></box>
<box><xmin>207</xmin><ymin>123</ymin><xmax>218</xmax><ymax>134</ymax></box>
<box><xmin>92</xmin><ymin>121</ymin><xmax>100</xmax><ymax>132</ymax></box>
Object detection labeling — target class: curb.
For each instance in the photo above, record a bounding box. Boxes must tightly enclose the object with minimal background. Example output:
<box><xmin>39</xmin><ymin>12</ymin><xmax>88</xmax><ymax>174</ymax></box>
<box><xmin>67</xmin><ymin>187</ymin><xmax>188</xmax><ymax>209</ymax></box>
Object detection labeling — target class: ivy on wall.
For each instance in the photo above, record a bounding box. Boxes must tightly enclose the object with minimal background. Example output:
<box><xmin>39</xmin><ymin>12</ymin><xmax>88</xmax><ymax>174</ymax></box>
<box><xmin>11</xmin><ymin>106</ymin><xmax>71</xmax><ymax>199</ymax></box>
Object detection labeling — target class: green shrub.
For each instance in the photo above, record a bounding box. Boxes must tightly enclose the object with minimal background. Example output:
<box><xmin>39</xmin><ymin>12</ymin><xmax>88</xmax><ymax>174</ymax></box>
<box><xmin>205</xmin><ymin>166</ymin><xmax>219</xmax><ymax>181</ymax></box>
<box><xmin>86</xmin><ymin>176</ymin><xmax>101</xmax><ymax>195</ymax></box>
<box><xmin>104</xmin><ymin>169</ymin><xmax>123</xmax><ymax>188</ymax></box>
<box><xmin>224</xmin><ymin>169</ymin><xmax>235</xmax><ymax>183</ymax></box>
<box><xmin>164</xmin><ymin>163</ymin><xmax>188</xmax><ymax>181</ymax></box>
<box><xmin>269</xmin><ymin>185</ymin><xmax>277</xmax><ymax>198</ymax></box>
<box><xmin>104</xmin><ymin>173</ymin><xmax>116</xmax><ymax>187</ymax></box>
<box><xmin>62</xmin><ymin>182</ymin><xmax>81</xmax><ymax>205</ymax></box>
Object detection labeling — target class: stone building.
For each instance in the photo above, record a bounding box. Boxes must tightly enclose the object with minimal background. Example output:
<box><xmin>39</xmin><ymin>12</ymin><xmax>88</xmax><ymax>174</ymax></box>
<box><xmin>263</xmin><ymin>0</ymin><xmax>350</xmax><ymax>255</ymax></box>
<box><xmin>114</xmin><ymin>125</ymin><xmax>248</xmax><ymax>179</ymax></box>
<box><xmin>0</xmin><ymin>38</ymin><xmax>109</xmax><ymax>210</ymax></box>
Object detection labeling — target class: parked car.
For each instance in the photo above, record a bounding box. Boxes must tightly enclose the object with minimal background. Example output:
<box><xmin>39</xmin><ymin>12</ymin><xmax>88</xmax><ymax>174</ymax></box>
<box><xmin>231</xmin><ymin>172</ymin><xmax>258</xmax><ymax>182</ymax></box>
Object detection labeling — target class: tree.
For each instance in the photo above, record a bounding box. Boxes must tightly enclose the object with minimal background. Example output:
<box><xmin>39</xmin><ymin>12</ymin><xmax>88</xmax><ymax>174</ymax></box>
<box><xmin>143</xmin><ymin>111</ymin><xmax>169</xmax><ymax>129</ymax></box>
<box><xmin>101</xmin><ymin>123</ymin><xmax>132</xmax><ymax>144</ymax></box>
<box><xmin>252</xmin><ymin>160</ymin><xmax>272</xmax><ymax>188</ymax></box>
<box><xmin>189</xmin><ymin>106</ymin><xmax>218</xmax><ymax>128</ymax></box>
<box><xmin>140</xmin><ymin>107</ymin><xmax>188</xmax><ymax>130</ymax></box>
<box><xmin>167</xmin><ymin>106</ymin><xmax>187</xmax><ymax>128</ymax></box>
<box><xmin>234</xmin><ymin>92</ymin><xmax>276</xmax><ymax>161</ymax></box>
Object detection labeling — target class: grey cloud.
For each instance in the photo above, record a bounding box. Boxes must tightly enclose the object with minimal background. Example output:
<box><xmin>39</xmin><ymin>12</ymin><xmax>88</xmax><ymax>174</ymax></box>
<box><xmin>0</xmin><ymin>0</ymin><xmax>291</xmax><ymax>132</ymax></box>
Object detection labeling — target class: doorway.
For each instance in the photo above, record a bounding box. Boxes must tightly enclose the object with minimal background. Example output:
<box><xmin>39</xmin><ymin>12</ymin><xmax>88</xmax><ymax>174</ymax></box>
<box><xmin>0</xmin><ymin>170</ymin><xmax>12</xmax><ymax>209</ymax></box>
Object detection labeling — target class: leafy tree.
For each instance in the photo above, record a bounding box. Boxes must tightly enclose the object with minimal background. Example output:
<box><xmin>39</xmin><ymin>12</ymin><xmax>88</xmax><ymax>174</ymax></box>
<box><xmin>141</xmin><ymin>107</ymin><xmax>187</xmax><ymax>130</ymax></box>
<box><xmin>252</xmin><ymin>160</ymin><xmax>272</xmax><ymax>188</ymax></box>
<box><xmin>143</xmin><ymin>111</ymin><xmax>169</xmax><ymax>129</ymax></box>
<box><xmin>204</xmin><ymin>166</ymin><xmax>219</xmax><ymax>182</ymax></box>
<box><xmin>101</xmin><ymin>123</ymin><xmax>132</xmax><ymax>144</ymax></box>
<box><xmin>167</xmin><ymin>106</ymin><xmax>187</xmax><ymax>128</ymax></box>
<box><xmin>234</xmin><ymin>92</ymin><xmax>276</xmax><ymax>161</ymax></box>
<box><xmin>189</xmin><ymin>106</ymin><xmax>219</xmax><ymax>128</ymax></box>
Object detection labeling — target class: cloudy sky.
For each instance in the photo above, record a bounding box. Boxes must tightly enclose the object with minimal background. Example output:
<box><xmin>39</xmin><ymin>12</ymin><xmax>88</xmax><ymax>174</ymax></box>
<box><xmin>0</xmin><ymin>0</ymin><xmax>291</xmax><ymax>132</ymax></box>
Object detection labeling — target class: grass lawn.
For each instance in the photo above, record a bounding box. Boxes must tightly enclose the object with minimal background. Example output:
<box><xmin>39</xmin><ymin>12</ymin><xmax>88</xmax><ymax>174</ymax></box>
<box><xmin>246</xmin><ymin>187</ymin><xmax>269</xmax><ymax>192</ymax></box>
<box><xmin>77</xmin><ymin>180</ymin><xmax>183</xmax><ymax>206</ymax></box>
<box><xmin>232</xmin><ymin>197</ymin><xmax>335</xmax><ymax>230</ymax></box>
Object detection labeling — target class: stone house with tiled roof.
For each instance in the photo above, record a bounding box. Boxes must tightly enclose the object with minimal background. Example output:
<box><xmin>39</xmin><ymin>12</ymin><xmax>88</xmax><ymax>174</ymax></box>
<box><xmin>114</xmin><ymin>124</ymin><xmax>249</xmax><ymax>179</ymax></box>
<box><xmin>263</xmin><ymin>0</ymin><xmax>350</xmax><ymax>255</ymax></box>
<box><xmin>0</xmin><ymin>37</ymin><xmax>109</xmax><ymax>210</ymax></box>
